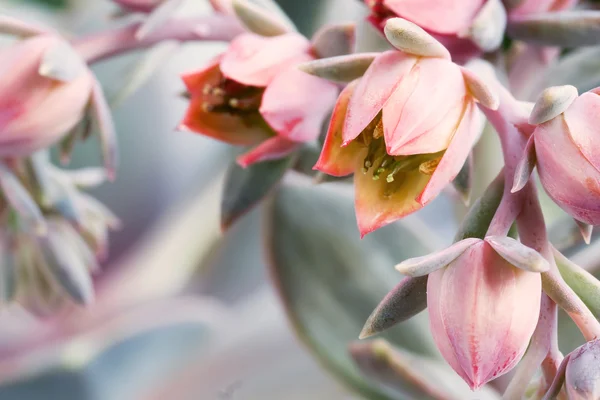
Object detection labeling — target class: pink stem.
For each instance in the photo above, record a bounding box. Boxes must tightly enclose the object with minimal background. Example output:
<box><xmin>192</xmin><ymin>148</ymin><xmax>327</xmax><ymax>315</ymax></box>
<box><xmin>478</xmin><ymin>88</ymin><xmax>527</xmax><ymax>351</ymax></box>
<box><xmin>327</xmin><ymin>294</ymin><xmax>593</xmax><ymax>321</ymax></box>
<box><xmin>72</xmin><ymin>15</ymin><xmax>244</xmax><ymax>64</ymax></box>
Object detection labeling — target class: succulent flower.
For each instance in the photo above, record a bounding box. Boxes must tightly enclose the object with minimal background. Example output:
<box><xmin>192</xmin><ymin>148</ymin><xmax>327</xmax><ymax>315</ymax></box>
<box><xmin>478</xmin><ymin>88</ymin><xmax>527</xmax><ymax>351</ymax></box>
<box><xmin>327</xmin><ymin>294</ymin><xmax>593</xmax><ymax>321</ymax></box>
<box><xmin>395</xmin><ymin>236</ymin><xmax>548</xmax><ymax>389</ymax></box>
<box><xmin>523</xmin><ymin>85</ymin><xmax>600</xmax><ymax>225</ymax></box>
<box><xmin>180</xmin><ymin>26</ymin><xmax>342</xmax><ymax>167</ymax></box>
<box><xmin>314</xmin><ymin>19</ymin><xmax>497</xmax><ymax>236</ymax></box>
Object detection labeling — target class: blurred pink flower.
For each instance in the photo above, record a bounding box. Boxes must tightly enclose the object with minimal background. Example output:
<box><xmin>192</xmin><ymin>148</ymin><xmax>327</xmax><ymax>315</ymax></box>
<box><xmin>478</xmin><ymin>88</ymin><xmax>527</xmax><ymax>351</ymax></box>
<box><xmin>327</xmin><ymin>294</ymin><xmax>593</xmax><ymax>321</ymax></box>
<box><xmin>180</xmin><ymin>32</ymin><xmax>338</xmax><ymax>167</ymax></box>
<box><xmin>0</xmin><ymin>35</ymin><xmax>94</xmax><ymax>157</ymax></box>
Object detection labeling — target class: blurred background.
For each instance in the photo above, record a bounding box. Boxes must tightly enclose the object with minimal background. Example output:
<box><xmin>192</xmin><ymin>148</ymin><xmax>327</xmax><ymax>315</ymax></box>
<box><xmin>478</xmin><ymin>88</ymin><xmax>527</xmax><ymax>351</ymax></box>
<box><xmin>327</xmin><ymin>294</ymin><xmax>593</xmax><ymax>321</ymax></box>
<box><xmin>0</xmin><ymin>0</ymin><xmax>596</xmax><ymax>399</ymax></box>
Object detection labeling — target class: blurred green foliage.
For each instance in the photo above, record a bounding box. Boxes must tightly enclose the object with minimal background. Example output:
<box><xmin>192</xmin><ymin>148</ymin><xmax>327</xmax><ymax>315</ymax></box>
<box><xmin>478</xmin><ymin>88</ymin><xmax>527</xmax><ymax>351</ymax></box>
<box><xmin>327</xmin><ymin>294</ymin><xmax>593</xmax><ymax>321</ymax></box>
<box><xmin>17</xmin><ymin>0</ymin><xmax>68</xmax><ymax>9</ymax></box>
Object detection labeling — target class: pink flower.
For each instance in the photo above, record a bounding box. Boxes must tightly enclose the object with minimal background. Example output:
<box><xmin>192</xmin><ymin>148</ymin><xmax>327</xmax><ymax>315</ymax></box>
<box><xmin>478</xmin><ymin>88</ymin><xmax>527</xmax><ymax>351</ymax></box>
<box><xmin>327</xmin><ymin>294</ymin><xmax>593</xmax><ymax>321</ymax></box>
<box><xmin>180</xmin><ymin>31</ymin><xmax>339</xmax><ymax>167</ymax></box>
<box><xmin>314</xmin><ymin>20</ymin><xmax>497</xmax><ymax>236</ymax></box>
<box><xmin>530</xmin><ymin>87</ymin><xmax>600</xmax><ymax>225</ymax></box>
<box><xmin>402</xmin><ymin>237</ymin><xmax>544</xmax><ymax>389</ymax></box>
<box><xmin>0</xmin><ymin>34</ymin><xmax>95</xmax><ymax>157</ymax></box>
<box><xmin>112</xmin><ymin>0</ymin><xmax>163</xmax><ymax>12</ymax></box>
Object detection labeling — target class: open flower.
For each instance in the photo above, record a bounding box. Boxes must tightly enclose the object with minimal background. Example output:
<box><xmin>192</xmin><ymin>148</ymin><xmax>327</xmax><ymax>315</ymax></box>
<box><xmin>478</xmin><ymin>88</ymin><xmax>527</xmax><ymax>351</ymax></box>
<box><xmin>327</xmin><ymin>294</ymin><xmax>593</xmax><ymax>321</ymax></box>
<box><xmin>524</xmin><ymin>86</ymin><xmax>600</xmax><ymax>225</ymax></box>
<box><xmin>180</xmin><ymin>29</ymin><xmax>339</xmax><ymax>167</ymax></box>
<box><xmin>395</xmin><ymin>236</ymin><xmax>548</xmax><ymax>390</ymax></box>
<box><xmin>0</xmin><ymin>34</ymin><xmax>94</xmax><ymax>157</ymax></box>
<box><xmin>314</xmin><ymin>19</ymin><xmax>497</xmax><ymax>236</ymax></box>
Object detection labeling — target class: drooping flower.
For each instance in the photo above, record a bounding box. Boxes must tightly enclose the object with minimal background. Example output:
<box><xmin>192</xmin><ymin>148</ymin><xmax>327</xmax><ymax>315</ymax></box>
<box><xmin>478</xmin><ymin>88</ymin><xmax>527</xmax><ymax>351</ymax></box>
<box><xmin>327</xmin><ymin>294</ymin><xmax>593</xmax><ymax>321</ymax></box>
<box><xmin>0</xmin><ymin>34</ymin><xmax>95</xmax><ymax>157</ymax></box>
<box><xmin>314</xmin><ymin>18</ymin><xmax>497</xmax><ymax>236</ymax></box>
<box><xmin>180</xmin><ymin>29</ymin><xmax>340</xmax><ymax>167</ymax></box>
<box><xmin>524</xmin><ymin>86</ymin><xmax>600</xmax><ymax>225</ymax></box>
<box><xmin>395</xmin><ymin>236</ymin><xmax>547</xmax><ymax>390</ymax></box>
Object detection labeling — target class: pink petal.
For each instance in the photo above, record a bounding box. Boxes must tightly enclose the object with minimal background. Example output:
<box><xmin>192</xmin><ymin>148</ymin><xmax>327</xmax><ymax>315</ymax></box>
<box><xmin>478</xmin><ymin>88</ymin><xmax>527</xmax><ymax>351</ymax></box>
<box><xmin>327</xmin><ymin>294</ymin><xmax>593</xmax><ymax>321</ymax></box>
<box><xmin>181</xmin><ymin>55</ymin><xmax>223</xmax><ymax>95</ymax></box>
<box><xmin>343</xmin><ymin>51</ymin><xmax>417</xmax><ymax>145</ymax></box>
<box><xmin>220</xmin><ymin>32</ymin><xmax>311</xmax><ymax>87</ymax></box>
<box><xmin>417</xmin><ymin>100</ymin><xmax>482</xmax><ymax>206</ymax></box>
<box><xmin>535</xmin><ymin>116</ymin><xmax>600</xmax><ymax>224</ymax></box>
<box><xmin>236</xmin><ymin>136</ymin><xmax>299</xmax><ymax>168</ymax></box>
<box><xmin>384</xmin><ymin>0</ymin><xmax>485</xmax><ymax>35</ymax></box>
<box><xmin>260</xmin><ymin>65</ymin><xmax>339</xmax><ymax>143</ymax></box>
<box><xmin>383</xmin><ymin>57</ymin><xmax>466</xmax><ymax>156</ymax></box>
<box><xmin>563</xmin><ymin>91</ymin><xmax>600</xmax><ymax>172</ymax></box>
<box><xmin>314</xmin><ymin>80</ymin><xmax>364</xmax><ymax>177</ymax></box>
<box><xmin>431</xmin><ymin>242</ymin><xmax>541</xmax><ymax>389</ymax></box>
<box><xmin>395</xmin><ymin>238</ymin><xmax>480</xmax><ymax>277</ymax></box>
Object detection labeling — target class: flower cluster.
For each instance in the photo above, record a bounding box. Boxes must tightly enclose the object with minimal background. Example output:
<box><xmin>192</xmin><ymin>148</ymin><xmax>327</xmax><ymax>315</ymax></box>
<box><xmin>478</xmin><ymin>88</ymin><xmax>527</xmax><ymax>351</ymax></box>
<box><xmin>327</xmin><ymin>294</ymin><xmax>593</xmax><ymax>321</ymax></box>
<box><xmin>3</xmin><ymin>0</ymin><xmax>600</xmax><ymax>398</ymax></box>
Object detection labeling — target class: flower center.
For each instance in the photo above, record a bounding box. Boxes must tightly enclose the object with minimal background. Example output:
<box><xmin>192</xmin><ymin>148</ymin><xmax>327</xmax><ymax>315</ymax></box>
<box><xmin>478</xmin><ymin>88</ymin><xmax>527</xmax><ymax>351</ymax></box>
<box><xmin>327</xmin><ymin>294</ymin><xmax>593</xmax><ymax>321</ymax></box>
<box><xmin>201</xmin><ymin>72</ymin><xmax>264</xmax><ymax>115</ymax></box>
<box><xmin>358</xmin><ymin>114</ymin><xmax>444</xmax><ymax>194</ymax></box>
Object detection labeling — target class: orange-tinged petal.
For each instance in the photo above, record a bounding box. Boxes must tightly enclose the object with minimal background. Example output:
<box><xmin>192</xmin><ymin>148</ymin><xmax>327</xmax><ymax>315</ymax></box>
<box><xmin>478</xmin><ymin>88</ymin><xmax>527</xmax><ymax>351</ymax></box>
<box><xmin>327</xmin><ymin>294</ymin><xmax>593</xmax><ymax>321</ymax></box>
<box><xmin>314</xmin><ymin>80</ymin><xmax>363</xmax><ymax>177</ymax></box>
<box><xmin>354</xmin><ymin>156</ymin><xmax>430</xmax><ymax>237</ymax></box>
<box><xmin>181</xmin><ymin>55</ymin><xmax>223</xmax><ymax>96</ymax></box>
<box><xmin>179</xmin><ymin>62</ymin><xmax>273</xmax><ymax>146</ymax></box>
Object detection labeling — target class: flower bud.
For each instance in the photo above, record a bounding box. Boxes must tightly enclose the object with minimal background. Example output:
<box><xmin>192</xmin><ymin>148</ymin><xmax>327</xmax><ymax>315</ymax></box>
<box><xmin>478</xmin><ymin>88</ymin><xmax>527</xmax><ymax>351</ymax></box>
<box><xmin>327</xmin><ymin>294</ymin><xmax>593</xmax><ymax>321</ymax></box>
<box><xmin>565</xmin><ymin>339</ymin><xmax>600</xmax><ymax>399</ymax></box>
<box><xmin>427</xmin><ymin>239</ymin><xmax>541</xmax><ymax>389</ymax></box>
<box><xmin>532</xmin><ymin>87</ymin><xmax>600</xmax><ymax>225</ymax></box>
<box><xmin>0</xmin><ymin>35</ymin><xmax>94</xmax><ymax>157</ymax></box>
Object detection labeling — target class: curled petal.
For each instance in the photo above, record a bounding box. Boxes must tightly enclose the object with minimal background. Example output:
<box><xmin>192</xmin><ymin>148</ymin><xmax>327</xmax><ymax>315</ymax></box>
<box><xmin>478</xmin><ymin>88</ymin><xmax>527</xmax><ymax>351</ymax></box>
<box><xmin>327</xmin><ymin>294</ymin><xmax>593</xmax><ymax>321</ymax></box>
<box><xmin>485</xmin><ymin>236</ymin><xmax>550</xmax><ymax>272</ymax></box>
<box><xmin>417</xmin><ymin>101</ymin><xmax>482</xmax><ymax>206</ymax></box>
<box><xmin>236</xmin><ymin>136</ymin><xmax>299</xmax><ymax>168</ymax></box>
<box><xmin>260</xmin><ymin>65</ymin><xmax>339</xmax><ymax>142</ymax></box>
<box><xmin>384</xmin><ymin>18</ymin><xmax>451</xmax><ymax>59</ymax></box>
<box><xmin>314</xmin><ymin>80</ymin><xmax>363</xmax><ymax>176</ymax></box>
<box><xmin>343</xmin><ymin>51</ymin><xmax>417</xmax><ymax>144</ymax></box>
<box><xmin>395</xmin><ymin>238</ymin><xmax>480</xmax><ymax>277</ymax></box>
<box><xmin>512</xmin><ymin>134</ymin><xmax>536</xmax><ymax>193</ymax></box>
<box><xmin>220</xmin><ymin>33</ymin><xmax>310</xmax><ymax>87</ymax></box>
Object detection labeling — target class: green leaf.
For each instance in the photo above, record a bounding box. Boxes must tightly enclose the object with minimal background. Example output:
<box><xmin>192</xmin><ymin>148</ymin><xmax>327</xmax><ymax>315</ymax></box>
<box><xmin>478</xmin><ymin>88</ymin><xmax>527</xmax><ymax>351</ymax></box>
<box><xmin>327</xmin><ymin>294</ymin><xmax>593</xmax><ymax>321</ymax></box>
<box><xmin>554</xmin><ymin>247</ymin><xmax>600</xmax><ymax>319</ymax></box>
<box><xmin>265</xmin><ymin>177</ymin><xmax>438</xmax><ymax>400</ymax></box>
<box><xmin>221</xmin><ymin>156</ymin><xmax>293</xmax><ymax>230</ymax></box>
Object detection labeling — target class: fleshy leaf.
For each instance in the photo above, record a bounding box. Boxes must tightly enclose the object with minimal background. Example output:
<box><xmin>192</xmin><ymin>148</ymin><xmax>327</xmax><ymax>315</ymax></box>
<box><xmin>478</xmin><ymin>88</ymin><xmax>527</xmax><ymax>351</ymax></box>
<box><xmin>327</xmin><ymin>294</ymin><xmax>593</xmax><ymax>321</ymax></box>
<box><xmin>485</xmin><ymin>236</ymin><xmax>550</xmax><ymax>272</ymax></box>
<box><xmin>222</xmin><ymin>155</ymin><xmax>294</xmax><ymax>230</ymax></box>
<box><xmin>507</xmin><ymin>11</ymin><xmax>600</xmax><ymax>47</ymax></box>
<box><xmin>297</xmin><ymin>53</ymin><xmax>378</xmax><ymax>83</ymax></box>
<box><xmin>575</xmin><ymin>219</ymin><xmax>593</xmax><ymax>245</ymax></box>
<box><xmin>232</xmin><ymin>0</ymin><xmax>292</xmax><ymax>37</ymax></box>
<box><xmin>266</xmin><ymin>177</ymin><xmax>438</xmax><ymax>400</ymax></box>
<box><xmin>359</xmin><ymin>276</ymin><xmax>428</xmax><ymax>339</ymax></box>
<box><xmin>460</xmin><ymin>66</ymin><xmax>499</xmax><ymax>110</ymax></box>
<box><xmin>0</xmin><ymin>16</ymin><xmax>49</xmax><ymax>37</ymax></box>
<box><xmin>90</xmin><ymin>80</ymin><xmax>118</xmax><ymax>181</ymax></box>
<box><xmin>0</xmin><ymin>163</ymin><xmax>46</xmax><ymax>233</ymax></box>
<box><xmin>395</xmin><ymin>238</ymin><xmax>480</xmax><ymax>277</ymax></box>
<box><xmin>529</xmin><ymin>85</ymin><xmax>578</xmax><ymax>124</ymax></box>
<box><xmin>311</xmin><ymin>23</ymin><xmax>356</xmax><ymax>59</ymax></box>
<box><xmin>554</xmin><ymin>247</ymin><xmax>600</xmax><ymax>318</ymax></box>
<box><xmin>384</xmin><ymin>18</ymin><xmax>450</xmax><ymax>59</ymax></box>
<box><xmin>451</xmin><ymin>152</ymin><xmax>473</xmax><ymax>205</ymax></box>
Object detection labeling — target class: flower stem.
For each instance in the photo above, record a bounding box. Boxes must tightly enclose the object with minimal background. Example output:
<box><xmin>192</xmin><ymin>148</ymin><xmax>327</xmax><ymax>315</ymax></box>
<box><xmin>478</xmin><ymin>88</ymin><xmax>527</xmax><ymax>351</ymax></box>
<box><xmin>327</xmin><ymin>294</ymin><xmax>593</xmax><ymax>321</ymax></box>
<box><xmin>72</xmin><ymin>15</ymin><xmax>244</xmax><ymax>64</ymax></box>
